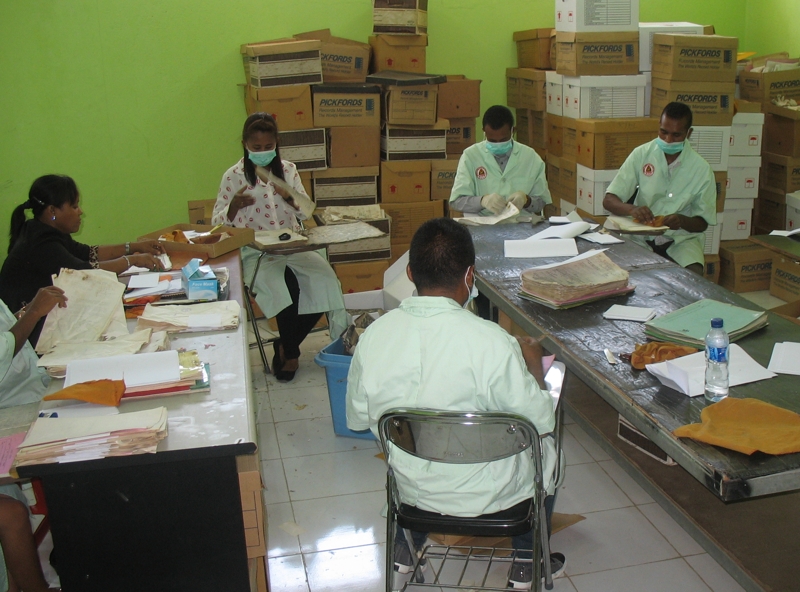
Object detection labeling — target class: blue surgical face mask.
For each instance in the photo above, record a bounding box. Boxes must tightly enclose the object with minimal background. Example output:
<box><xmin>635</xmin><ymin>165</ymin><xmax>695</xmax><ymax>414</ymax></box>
<box><xmin>248</xmin><ymin>149</ymin><xmax>276</xmax><ymax>167</ymax></box>
<box><xmin>463</xmin><ymin>268</ymin><xmax>479</xmax><ymax>309</ymax></box>
<box><xmin>655</xmin><ymin>137</ymin><xmax>685</xmax><ymax>155</ymax></box>
<box><xmin>485</xmin><ymin>139</ymin><xmax>513</xmax><ymax>156</ymax></box>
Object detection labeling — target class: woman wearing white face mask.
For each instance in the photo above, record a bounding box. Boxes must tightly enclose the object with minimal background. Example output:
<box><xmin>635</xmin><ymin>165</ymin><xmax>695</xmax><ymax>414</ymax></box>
<box><xmin>212</xmin><ymin>113</ymin><xmax>347</xmax><ymax>381</ymax></box>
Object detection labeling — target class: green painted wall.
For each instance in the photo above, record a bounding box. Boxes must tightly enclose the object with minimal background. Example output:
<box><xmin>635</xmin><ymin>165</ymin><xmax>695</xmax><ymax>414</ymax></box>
<box><xmin>745</xmin><ymin>0</ymin><xmax>800</xmax><ymax>56</ymax></box>
<box><xmin>0</xmin><ymin>1</ymin><xmax>761</xmax><ymax>264</ymax></box>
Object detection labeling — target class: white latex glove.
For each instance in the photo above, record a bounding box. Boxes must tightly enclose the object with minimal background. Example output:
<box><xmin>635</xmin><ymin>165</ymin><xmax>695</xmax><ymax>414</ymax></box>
<box><xmin>508</xmin><ymin>191</ymin><xmax>528</xmax><ymax>211</ymax></box>
<box><xmin>481</xmin><ymin>193</ymin><xmax>506</xmax><ymax>215</ymax></box>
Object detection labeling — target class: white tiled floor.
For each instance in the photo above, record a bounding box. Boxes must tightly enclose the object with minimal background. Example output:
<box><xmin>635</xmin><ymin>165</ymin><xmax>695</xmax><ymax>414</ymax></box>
<box><xmin>248</xmin><ymin>326</ymin><xmax>747</xmax><ymax>592</ymax></box>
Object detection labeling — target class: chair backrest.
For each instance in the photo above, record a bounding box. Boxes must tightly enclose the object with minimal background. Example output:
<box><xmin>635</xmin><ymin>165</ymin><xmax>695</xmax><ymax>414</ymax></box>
<box><xmin>378</xmin><ymin>409</ymin><xmax>544</xmax><ymax>473</ymax></box>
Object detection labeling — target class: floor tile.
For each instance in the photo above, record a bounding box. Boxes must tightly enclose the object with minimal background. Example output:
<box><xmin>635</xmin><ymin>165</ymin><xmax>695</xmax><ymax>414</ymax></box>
<box><xmin>563</xmin><ymin>429</ymin><xmax>595</xmax><ymax>466</ymax></box>
<box><xmin>598</xmin><ymin>460</ymin><xmax>654</xmax><ymax>506</ymax></box>
<box><xmin>261</xmin><ymin>458</ymin><xmax>291</xmax><ymax>505</ymax></box>
<box><xmin>270</xmin><ymin>384</ymin><xmax>332</xmax><ymax>423</ymax></box>
<box><xmin>283</xmin><ymin>448</ymin><xmax>386</xmax><ymax>501</ymax></box>
<box><xmin>685</xmin><ymin>554</ymin><xmax>747</xmax><ymax>592</ymax></box>
<box><xmin>267</xmin><ymin>502</ymin><xmax>301</xmax><ymax>557</ymax></box>
<box><xmin>638</xmin><ymin>502</ymin><xmax>704</xmax><ymax>557</ymax></box>
<box><xmin>566</xmin><ymin>424</ymin><xmax>612</xmax><ymax>462</ymax></box>
<box><xmin>556</xmin><ymin>462</ymin><xmax>633</xmax><ymax>515</ymax></box>
<box><xmin>305</xmin><ymin>543</ymin><xmax>385</xmax><ymax>592</ymax></box>
<box><xmin>293</xmin><ymin>490</ymin><xmax>385</xmax><ymax>553</ymax></box>
<box><xmin>267</xmin><ymin>554</ymin><xmax>310</xmax><ymax>592</ymax></box>
<box><xmin>570</xmin><ymin>558</ymin><xmax>712</xmax><ymax>592</ymax></box>
<box><xmin>257</xmin><ymin>421</ymin><xmax>281</xmax><ymax>461</ymax></box>
<box><xmin>254</xmin><ymin>390</ymin><xmax>273</xmax><ymax>424</ymax></box>
<box><xmin>551</xmin><ymin>506</ymin><xmax>678</xmax><ymax>576</ymax></box>
<box><xmin>275</xmin><ymin>417</ymin><xmax>377</xmax><ymax>458</ymax></box>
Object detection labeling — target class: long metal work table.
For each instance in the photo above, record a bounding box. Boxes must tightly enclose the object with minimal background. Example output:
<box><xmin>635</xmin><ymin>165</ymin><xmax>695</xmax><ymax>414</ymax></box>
<box><xmin>17</xmin><ymin>249</ymin><xmax>261</xmax><ymax>592</ymax></box>
<box><xmin>748</xmin><ymin>233</ymin><xmax>800</xmax><ymax>260</ymax></box>
<box><xmin>469</xmin><ymin>223</ymin><xmax>800</xmax><ymax>502</ymax></box>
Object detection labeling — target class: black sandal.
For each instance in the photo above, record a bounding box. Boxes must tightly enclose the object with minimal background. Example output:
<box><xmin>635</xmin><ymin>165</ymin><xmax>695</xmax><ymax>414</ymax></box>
<box><xmin>272</xmin><ymin>341</ymin><xmax>296</xmax><ymax>382</ymax></box>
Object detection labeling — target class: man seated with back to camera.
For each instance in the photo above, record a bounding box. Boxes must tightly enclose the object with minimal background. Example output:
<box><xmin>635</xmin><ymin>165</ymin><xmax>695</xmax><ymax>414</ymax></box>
<box><xmin>602</xmin><ymin>101</ymin><xmax>716</xmax><ymax>275</ymax></box>
<box><xmin>346</xmin><ymin>218</ymin><xmax>565</xmax><ymax>590</ymax></box>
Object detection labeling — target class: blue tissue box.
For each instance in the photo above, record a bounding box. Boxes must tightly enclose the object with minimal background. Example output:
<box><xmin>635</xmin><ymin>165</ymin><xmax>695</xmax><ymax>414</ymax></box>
<box><xmin>181</xmin><ymin>258</ymin><xmax>218</xmax><ymax>301</ymax></box>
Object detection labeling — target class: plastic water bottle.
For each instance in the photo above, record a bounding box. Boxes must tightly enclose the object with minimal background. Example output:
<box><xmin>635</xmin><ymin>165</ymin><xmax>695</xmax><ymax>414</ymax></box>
<box><xmin>704</xmin><ymin>318</ymin><xmax>729</xmax><ymax>403</ymax></box>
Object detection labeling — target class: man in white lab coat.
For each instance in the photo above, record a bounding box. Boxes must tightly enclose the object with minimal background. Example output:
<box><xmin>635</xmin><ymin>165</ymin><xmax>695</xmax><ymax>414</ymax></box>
<box><xmin>346</xmin><ymin>218</ymin><xmax>564</xmax><ymax>589</ymax></box>
<box><xmin>603</xmin><ymin>102</ymin><xmax>717</xmax><ymax>275</ymax></box>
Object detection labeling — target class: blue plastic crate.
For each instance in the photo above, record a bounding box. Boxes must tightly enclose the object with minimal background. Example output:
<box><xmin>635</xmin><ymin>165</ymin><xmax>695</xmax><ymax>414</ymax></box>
<box><xmin>314</xmin><ymin>337</ymin><xmax>376</xmax><ymax>440</ymax></box>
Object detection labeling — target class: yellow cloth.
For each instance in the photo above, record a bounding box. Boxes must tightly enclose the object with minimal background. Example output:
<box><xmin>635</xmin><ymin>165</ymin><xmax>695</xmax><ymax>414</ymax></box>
<box><xmin>630</xmin><ymin>341</ymin><xmax>697</xmax><ymax>370</ymax></box>
<box><xmin>43</xmin><ymin>379</ymin><xmax>126</xmax><ymax>407</ymax></box>
<box><xmin>673</xmin><ymin>398</ymin><xmax>800</xmax><ymax>455</ymax></box>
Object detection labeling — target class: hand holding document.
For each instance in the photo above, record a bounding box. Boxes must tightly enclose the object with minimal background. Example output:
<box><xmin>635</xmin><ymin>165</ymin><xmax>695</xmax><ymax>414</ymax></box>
<box><xmin>457</xmin><ymin>203</ymin><xmax>520</xmax><ymax>226</ymax></box>
<box><xmin>257</xmin><ymin>167</ymin><xmax>316</xmax><ymax>218</ymax></box>
<box><xmin>604</xmin><ymin>215</ymin><xmax>669</xmax><ymax>235</ymax></box>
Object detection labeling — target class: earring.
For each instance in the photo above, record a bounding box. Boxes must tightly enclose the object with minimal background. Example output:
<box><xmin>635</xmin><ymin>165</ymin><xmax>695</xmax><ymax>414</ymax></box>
<box><xmin>52</xmin><ymin>216</ymin><xmax>56</xmax><ymax>221</ymax></box>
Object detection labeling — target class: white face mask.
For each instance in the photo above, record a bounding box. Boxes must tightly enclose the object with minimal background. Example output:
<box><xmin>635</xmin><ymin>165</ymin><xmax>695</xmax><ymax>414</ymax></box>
<box><xmin>463</xmin><ymin>268</ymin><xmax>478</xmax><ymax>309</ymax></box>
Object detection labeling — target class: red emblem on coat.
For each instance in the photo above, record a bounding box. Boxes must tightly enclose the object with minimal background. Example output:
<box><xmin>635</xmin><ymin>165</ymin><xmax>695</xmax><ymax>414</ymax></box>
<box><xmin>476</xmin><ymin>166</ymin><xmax>488</xmax><ymax>180</ymax></box>
<box><xmin>642</xmin><ymin>163</ymin><xmax>655</xmax><ymax>177</ymax></box>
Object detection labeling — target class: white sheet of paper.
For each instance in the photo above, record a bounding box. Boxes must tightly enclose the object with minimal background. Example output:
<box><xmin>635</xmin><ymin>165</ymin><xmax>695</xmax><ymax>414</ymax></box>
<box><xmin>65</xmin><ymin>350</ymin><xmax>180</xmax><ymax>388</ymax></box>
<box><xmin>527</xmin><ymin>248</ymin><xmax>607</xmax><ymax>270</ymax></box>
<box><xmin>768</xmin><ymin>342</ymin><xmax>800</xmax><ymax>375</ymax></box>
<box><xmin>125</xmin><ymin>280</ymin><xmax>171</xmax><ymax>299</ymax></box>
<box><xmin>580</xmin><ymin>232</ymin><xmax>625</xmax><ymax>245</ymax></box>
<box><xmin>603</xmin><ymin>305</ymin><xmax>656</xmax><ymax>322</ymax></box>
<box><xmin>504</xmin><ymin>238</ymin><xmax>579</xmax><ymax>258</ymax></box>
<box><xmin>770</xmin><ymin>229</ymin><xmax>800</xmax><ymax>237</ymax></box>
<box><xmin>548</xmin><ymin>216</ymin><xmax>571</xmax><ymax>224</ymax></box>
<box><xmin>527</xmin><ymin>221</ymin><xmax>591</xmax><ymax>240</ymax></box>
<box><xmin>457</xmin><ymin>203</ymin><xmax>520</xmax><ymax>226</ymax></box>
<box><xmin>187</xmin><ymin>313</ymin><xmax>223</xmax><ymax>328</ymax></box>
<box><xmin>127</xmin><ymin>273</ymin><xmax>161</xmax><ymax>289</ymax></box>
<box><xmin>646</xmin><ymin>344</ymin><xmax>776</xmax><ymax>397</ymax></box>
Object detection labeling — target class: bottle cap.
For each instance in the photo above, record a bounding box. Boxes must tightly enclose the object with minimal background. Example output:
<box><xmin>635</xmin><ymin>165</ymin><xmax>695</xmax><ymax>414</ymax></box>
<box><xmin>711</xmin><ymin>317</ymin><xmax>723</xmax><ymax>328</ymax></box>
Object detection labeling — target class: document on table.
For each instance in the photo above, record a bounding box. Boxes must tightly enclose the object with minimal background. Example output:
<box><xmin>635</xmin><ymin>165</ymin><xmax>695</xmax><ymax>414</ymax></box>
<box><xmin>603</xmin><ymin>305</ymin><xmax>656</xmax><ymax>322</ymax></box>
<box><xmin>528</xmin><ymin>221</ymin><xmax>592</xmax><ymax>240</ymax></box>
<box><xmin>768</xmin><ymin>342</ymin><xmax>800</xmax><ymax>375</ymax></box>
<box><xmin>770</xmin><ymin>229</ymin><xmax>800</xmax><ymax>237</ymax></box>
<box><xmin>646</xmin><ymin>344</ymin><xmax>776</xmax><ymax>397</ymax></box>
<box><xmin>504</xmin><ymin>238</ymin><xmax>579</xmax><ymax>258</ymax></box>
<box><xmin>127</xmin><ymin>273</ymin><xmax>161</xmax><ymax>289</ymax></box>
<box><xmin>65</xmin><ymin>350</ymin><xmax>181</xmax><ymax>388</ymax></box>
<box><xmin>457</xmin><ymin>203</ymin><xmax>520</xmax><ymax>226</ymax></box>
<box><xmin>579</xmin><ymin>232</ymin><xmax>625</xmax><ymax>245</ymax></box>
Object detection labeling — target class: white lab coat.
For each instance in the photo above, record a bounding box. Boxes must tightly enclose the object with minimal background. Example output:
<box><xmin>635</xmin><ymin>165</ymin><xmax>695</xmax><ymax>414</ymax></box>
<box><xmin>606</xmin><ymin>139</ymin><xmax>717</xmax><ymax>268</ymax></box>
<box><xmin>0</xmin><ymin>301</ymin><xmax>49</xmax><ymax>409</ymax></box>
<box><xmin>346</xmin><ymin>296</ymin><xmax>557</xmax><ymax>517</ymax></box>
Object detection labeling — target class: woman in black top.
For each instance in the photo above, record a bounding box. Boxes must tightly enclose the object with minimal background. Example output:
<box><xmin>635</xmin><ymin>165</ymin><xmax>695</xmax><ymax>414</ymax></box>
<box><xmin>0</xmin><ymin>175</ymin><xmax>165</xmax><ymax>341</ymax></box>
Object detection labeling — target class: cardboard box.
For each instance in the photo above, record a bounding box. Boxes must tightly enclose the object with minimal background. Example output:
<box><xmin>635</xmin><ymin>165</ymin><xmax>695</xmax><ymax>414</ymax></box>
<box><xmin>770</xmin><ymin>256</ymin><xmax>800</xmax><ymax>302</ymax></box>
<box><xmin>714</xmin><ymin>170</ymin><xmax>727</xmax><ymax>213</ymax></box>
<box><xmin>380</xmin><ymin>120</ymin><xmax>448</xmax><ymax>161</ymax></box>
<box><xmin>560</xmin><ymin>157</ymin><xmax>577</xmax><ymax>204</ymax></box>
<box><xmin>380</xmin><ymin>160</ymin><xmax>431</xmax><ymax>203</ymax></box>
<box><xmin>334</xmin><ymin>260</ymin><xmax>390</xmax><ymax>293</ymax></box>
<box><xmin>562</xmin><ymin>117</ymin><xmax>578</xmax><ymax>161</ymax></box>
<box><xmin>328</xmin><ymin>126</ymin><xmax>380</xmax><ymax>168</ymax></box>
<box><xmin>516</xmin><ymin>109</ymin><xmax>546</xmax><ymax>150</ymax></box>
<box><xmin>561</xmin><ymin>198</ymin><xmax>577</xmax><ymax>215</ymax></box>
<box><xmin>279</xmin><ymin>128</ymin><xmax>327</xmax><ymax>171</ymax></box>
<box><xmin>704</xmin><ymin>253</ymin><xmax>721</xmax><ymax>284</ymax></box>
<box><xmin>650</xmin><ymin>79</ymin><xmax>735</xmax><ymax>126</ymax></box>
<box><xmin>718</xmin><ymin>240</ymin><xmax>773</xmax><ymax>292</ymax></box>
<box><xmin>547</xmin><ymin>114</ymin><xmax>564</xmax><ymax>157</ymax></box>
<box><xmin>380</xmin><ymin>84</ymin><xmax>439</xmax><ymax>126</ymax></box>
<box><xmin>506</xmin><ymin>69</ymin><xmax>547</xmax><ymax>111</ymax></box>
<box><xmin>720</xmin><ymin>208</ymin><xmax>752</xmax><ymax>240</ymax></box>
<box><xmin>368</xmin><ymin>34</ymin><xmax>426</xmax><ymax>73</ymax></box>
<box><xmin>729</xmin><ymin>111</ymin><xmax>764</xmax><ymax>157</ymax></box>
<box><xmin>651</xmin><ymin>34</ymin><xmax>738</xmax><ymax>82</ymax></box>
<box><xmin>562</xmin><ymin>75</ymin><xmax>646</xmax><ymax>119</ymax></box>
<box><xmin>771</xmin><ymin>300</ymin><xmax>800</xmax><ymax>325</ymax></box>
<box><xmin>138</xmin><ymin>224</ymin><xmax>255</xmax><ymax>259</ymax></box>
<box><xmin>437</xmin><ymin>75</ymin><xmax>481</xmax><ymax>119</ymax></box>
<box><xmin>545</xmin><ymin>71</ymin><xmax>564</xmax><ymax>116</ymax></box>
<box><xmin>686</xmin><ymin>125</ymin><xmax>731</xmax><ymax>171</ymax></box>
<box><xmin>312</xmin><ymin>166</ymin><xmax>380</xmax><ymax>207</ymax></box>
<box><xmin>555</xmin><ymin>0</ymin><xmax>638</xmax><ymax>32</ymax></box>
<box><xmin>576</xmin><ymin>164</ymin><xmax>615</xmax><ymax>215</ymax></box>
<box><xmin>294</xmin><ymin>30</ymin><xmax>371</xmax><ymax>83</ymax></box>
<box><xmin>245</xmin><ymin>85</ymin><xmax>314</xmax><ymax>131</ymax></box>
<box><xmin>761</xmin><ymin>152</ymin><xmax>800</xmax><ymax>193</ymax></box>
<box><xmin>704</xmin><ymin>215</ymin><xmax>722</xmax><ymax>255</ymax></box>
<box><xmin>327</xmin><ymin>232</ymin><xmax>391</xmax><ymax>264</ymax></box>
<box><xmin>311</xmin><ymin>83</ymin><xmax>381</xmax><ymax>127</ymax></box>
<box><xmin>241</xmin><ymin>39</ymin><xmax>323</xmax><ymax>88</ymax></box>
<box><xmin>726</xmin><ymin>155</ymin><xmax>760</xmax><ymax>199</ymax></box>
<box><xmin>431</xmin><ymin>159</ymin><xmax>459</xmax><ymax>201</ymax></box>
<box><xmin>556</xmin><ymin>32</ymin><xmax>639</xmax><ymax>77</ymax></box>
<box><xmin>513</xmin><ymin>28</ymin><xmax>554</xmax><ymax>70</ymax></box>
<box><xmin>763</xmin><ymin>104</ymin><xmax>800</xmax><ymax>158</ymax></box>
<box><xmin>755</xmin><ymin>187</ymin><xmax>787</xmax><ymax>231</ymax></box>
<box><xmin>644</xmin><ymin>70</ymin><xmax>652</xmax><ymax>117</ymax></box>
<box><xmin>575</xmin><ymin>117</ymin><xmax>659</xmax><ymax>169</ymax></box>
<box><xmin>181</xmin><ymin>258</ymin><xmax>219</xmax><ymax>301</ymax></box>
<box><xmin>740</xmin><ymin>68</ymin><xmax>800</xmax><ymax>107</ymax></box>
<box><xmin>381</xmin><ymin>200</ymin><xmax>445</xmax><ymax>244</ymax></box>
<box><xmin>638</xmin><ymin>22</ymin><xmax>704</xmax><ymax>72</ymax></box>
<box><xmin>446</xmin><ymin>118</ymin><xmax>476</xmax><ymax>156</ymax></box>
<box><xmin>237</xmin><ymin>455</ymin><xmax>266</xmax><ymax>559</ymax></box>
<box><xmin>373</xmin><ymin>0</ymin><xmax>427</xmax><ymax>35</ymax></box>
<box><xmin>546</xmin><ymin>153</ymin><xmax>562</xmax><ymax>200</ymax></box>
<box><xmin>788</xmin><ymin>191</ymin><xmax>800</xmax><ymax>230</ymax></box>
<box><xmin>188</xmin><ymin>199</ymin><xmax>215</xmax><ymax>225</ymax></box>
<box><xmin>342</xmin><ymin>251</ymin><xmax>416</xmax><ymax>310</ymax></box>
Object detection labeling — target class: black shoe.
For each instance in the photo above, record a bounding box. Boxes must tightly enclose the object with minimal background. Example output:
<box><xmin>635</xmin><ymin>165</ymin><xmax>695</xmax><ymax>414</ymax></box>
<box><xmin>271</xmin><ymin>341</ymin><xmax>296</xmax><ymax>382</ymax></box>
<box><xmin>507</xmin><ymin>553</ymin><xmax>566</xmax><ymax>589</ymax></box>
<box><xmin>393</xmin><ymin>543</ymin><xmax>427</xmax><ymax>575</ymax></box>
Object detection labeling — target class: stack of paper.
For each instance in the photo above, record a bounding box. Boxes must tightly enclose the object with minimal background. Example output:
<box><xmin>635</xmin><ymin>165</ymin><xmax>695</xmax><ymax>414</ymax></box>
<box><xmin>604</xmin><ymin>216</ymin><xmax>669</xmax><ymax>235</ymax></box>
<box><xmin>36</xmin><ymin>329</ymin><xmax>157</xmax><ymax>377</ymax></box>
<box><xmin>519</xmin><ymin>250</ymin><xmax>632</xmax><ymax>309</ymax></box>
<box><xmin>768</xmin><ymin>342</ymin><xmax>800</xmax><ymax>375</ymax></box>
<box><xmin>603</xmin><ymin>305</ymin><xmax>657</xmax><ymax>322</ymax></box>
<box><xmin>14</xmin><ymin>407</ymin><xmax>168</xmax><ymax>466</ymax></box>
<box><xmin>644</xmin><ymin>300</ymin><xmax>768</xmax><ymax>348</ymax></box>
<box><xmin>135</xmin><ymin>301</ymin><xmax>240</xmax><ymax>332</ymax></box>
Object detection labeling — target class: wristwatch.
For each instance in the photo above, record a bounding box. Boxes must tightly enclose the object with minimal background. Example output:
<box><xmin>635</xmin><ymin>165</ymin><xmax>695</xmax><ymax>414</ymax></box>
<box><xmin>125</xmin><ymin>242</ymin><xmax>131</xmax><ymax>255</ymax></box>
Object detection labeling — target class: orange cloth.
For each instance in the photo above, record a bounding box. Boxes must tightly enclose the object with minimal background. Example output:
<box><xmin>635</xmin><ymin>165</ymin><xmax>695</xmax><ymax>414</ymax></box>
<box><xmin>630</xmin><ymin>341</ymin><xmax>697</xmax><ymax>370</ymax></box>
<box><xmin>43</xmin><ymin>379</ymin><xmax>126</xmax><ymax>407</ymax></box>
<box><xmin>673</xmin><ymin>398</ymin><xmax>800</xmax><ymax>455</ymax></box>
